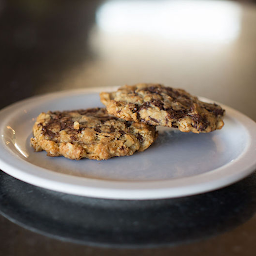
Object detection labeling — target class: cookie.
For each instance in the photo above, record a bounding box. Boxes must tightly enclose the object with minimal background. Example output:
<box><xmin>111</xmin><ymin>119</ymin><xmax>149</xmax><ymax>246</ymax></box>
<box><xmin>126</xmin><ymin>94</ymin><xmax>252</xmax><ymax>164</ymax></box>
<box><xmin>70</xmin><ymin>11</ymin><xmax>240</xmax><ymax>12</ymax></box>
<box><xmin>100</xmin><ymin>83</ymin><xmax>225</xmax><ymax>133</ymax></box>
<box><xmin>31</xmin><ymin>108</ymin><xmax>157</xmax><ymax>160</ymax></box>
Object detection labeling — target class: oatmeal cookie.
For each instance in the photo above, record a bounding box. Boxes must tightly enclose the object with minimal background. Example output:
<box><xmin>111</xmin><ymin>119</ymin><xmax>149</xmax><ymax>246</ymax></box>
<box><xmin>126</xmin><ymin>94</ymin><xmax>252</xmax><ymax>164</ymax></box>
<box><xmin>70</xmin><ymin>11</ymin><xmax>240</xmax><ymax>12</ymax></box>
<box><xmin>100</xmin><ymin>83</ymin><xmax>225</xmax><ymax>133</ymax></box>
<box><xmin>31</xmin><ymin>108</ymin><xmax>157</xmax><ymax>160</ymax></box>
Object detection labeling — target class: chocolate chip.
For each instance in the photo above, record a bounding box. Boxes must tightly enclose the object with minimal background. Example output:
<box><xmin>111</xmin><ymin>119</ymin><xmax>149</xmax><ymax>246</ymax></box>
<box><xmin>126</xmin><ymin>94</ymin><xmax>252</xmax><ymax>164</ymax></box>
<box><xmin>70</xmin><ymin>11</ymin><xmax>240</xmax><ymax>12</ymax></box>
<box><xmin>190</xmin><ymin>114</ymin><xmax>202</xmax><ymax>124</ymax></box>
<box><xmin>131</xmin><ymin>104</ymin><xmax>139</xmax><ymax>113</ymax></box>
<box><xmin>211</xmin><ymin>106</ymin><xmax>225</xmax><ymax>117</ymax></box>
<box><xmin>94</xmin><ymin>126</ymin><xmax>101</xmax><ymax>133</ymax></box>
<box><xmin>204</xmin><ymin>103</ymin><xmax>225</xmax><ymax>117</ymax></box>
<box><xmin>151</xmin><ymin>100</ymin><xmax>164</xmax><ymax>110</ymax></box>
<box><xmin>168</xmin><ymin>109</ymin><xmax>188</xmax><ymax>119</ymax></box>
<box><xmin>60</xmin><ymin>122</ymin><xmax>67</xmax><ymax>130</ymax></box>
<box><xmin>43</xmin><ymin>128</ymin><xmax>56</xmax><ymax>139</ymax></box>
<box><xmin>164</xmin><ymin>87</ymin><xmax>181</xmax><ymax>99</ymax></box>
<box><xmin>70</xmin><ymin>135</ymin><xmax>77</xmax><ymax>141</ymax></box>
<box><xmin>171</xmin><ymin>121</ymin><xmax>178</xmax><ymax>128</ymax></box>
<box><xmin>139</xmin><ymin>101</ymin><xmax>151</xmax><ymax>111</ymax></box>
<box><xmin>195</xmin><ymin>115</ymin><xmax>209</xmax><ymax>131</ymax></box>
<box><xmin>41</xmin><ymin>126</ymin><xmax>46</xmax><ymax>134</ymax></box>
<box><xmin>110</xmin><ymin>126</ymin><xmax>115</xmax><ymax>132</ymax></box>
<box><xmin>136</xmin><ymin>133</ymin><xmax>144</xmax><ymax>143</ymax></box>
<box><xmin>119</xmin><ymin>130</ymin><xmax>125</xmax><ymax>136</ymax></box>
<box><xmin>145</xmin><ymin>86</ymin><xmax>161</xmax><ymax>95</ymax></box>
<box><xmin>125</xmin><ymin>121</ymin><xmax>132</xmax><ymax>128</ymax></box>
<box><xmin>136</xmin><ymin>111</ymin><xmax>141</xmax><ymax>121</ymax></box>
<box><xmin>149</xmin><ymin>116</ymin><xmax>159</xmax><ymax>123</ymax></box>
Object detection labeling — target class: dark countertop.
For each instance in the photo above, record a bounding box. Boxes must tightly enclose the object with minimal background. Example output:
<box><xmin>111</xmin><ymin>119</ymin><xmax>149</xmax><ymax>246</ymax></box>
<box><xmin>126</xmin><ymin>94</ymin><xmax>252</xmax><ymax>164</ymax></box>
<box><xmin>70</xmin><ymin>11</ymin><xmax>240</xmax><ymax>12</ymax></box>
<box><xmin>0</xmin><ymin>1</ymin><xmax>256</xmax><ymax>255</ymax></box>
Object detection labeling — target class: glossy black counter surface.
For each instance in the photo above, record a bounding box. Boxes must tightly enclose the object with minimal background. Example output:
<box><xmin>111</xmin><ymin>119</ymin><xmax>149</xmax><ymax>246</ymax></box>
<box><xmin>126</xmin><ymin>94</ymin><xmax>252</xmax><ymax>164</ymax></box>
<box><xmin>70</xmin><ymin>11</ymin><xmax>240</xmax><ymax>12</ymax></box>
<box><xmin>0</xmin><ymin>0</ymin><xmax>256</xmax><ymax>255</ymax></box>
<box><xmin>1</xmin><ymin>170</ymin><xmax>256</xmax><ymax>255</ymax></box>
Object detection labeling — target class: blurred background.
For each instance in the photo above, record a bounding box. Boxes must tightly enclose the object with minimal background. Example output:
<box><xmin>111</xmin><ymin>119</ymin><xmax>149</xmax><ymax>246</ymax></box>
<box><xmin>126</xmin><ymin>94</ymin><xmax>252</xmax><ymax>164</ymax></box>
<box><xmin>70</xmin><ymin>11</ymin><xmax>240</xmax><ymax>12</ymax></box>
<box><xmin>0</xmin><ymin>0</ymin><xmax>255</xmax><ymax>120</ymax></box>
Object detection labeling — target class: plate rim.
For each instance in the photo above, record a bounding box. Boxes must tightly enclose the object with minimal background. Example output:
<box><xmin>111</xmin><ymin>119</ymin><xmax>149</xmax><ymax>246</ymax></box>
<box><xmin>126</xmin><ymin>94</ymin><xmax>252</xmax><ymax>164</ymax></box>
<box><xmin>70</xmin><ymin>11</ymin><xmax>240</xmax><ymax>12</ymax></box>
<box><xmin>0</xmin><ymin>87</ymin><xmax>255</xmax><ymax>200</ymax></box>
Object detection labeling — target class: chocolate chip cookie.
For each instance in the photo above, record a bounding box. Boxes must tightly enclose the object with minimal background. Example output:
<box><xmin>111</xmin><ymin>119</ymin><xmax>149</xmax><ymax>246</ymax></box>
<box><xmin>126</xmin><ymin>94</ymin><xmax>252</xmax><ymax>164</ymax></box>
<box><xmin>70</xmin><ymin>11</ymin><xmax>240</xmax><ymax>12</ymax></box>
<box><xmin>31</xmin><ymin>108</ymin><xmax>157</xmax><ymax>160</ymax></box>
<box><xmin>100</xmin><ymin>83</ymin><xmax>225</xmax><ymax>133</ymax></box>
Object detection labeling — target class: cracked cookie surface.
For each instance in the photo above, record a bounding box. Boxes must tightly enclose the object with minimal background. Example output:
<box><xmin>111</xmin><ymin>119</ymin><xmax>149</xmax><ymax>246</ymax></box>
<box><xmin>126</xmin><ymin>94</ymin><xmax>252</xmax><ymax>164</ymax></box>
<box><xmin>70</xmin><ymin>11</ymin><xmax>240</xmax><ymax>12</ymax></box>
<box><xmin>100</xmin><ymin>83</ymin><xmax>225</xmax><ymax>133</ymax></box>
<box><xmin>31</xmin><ymin>108</ymin><xmax>157</xmax><ymax>160</ymax></box>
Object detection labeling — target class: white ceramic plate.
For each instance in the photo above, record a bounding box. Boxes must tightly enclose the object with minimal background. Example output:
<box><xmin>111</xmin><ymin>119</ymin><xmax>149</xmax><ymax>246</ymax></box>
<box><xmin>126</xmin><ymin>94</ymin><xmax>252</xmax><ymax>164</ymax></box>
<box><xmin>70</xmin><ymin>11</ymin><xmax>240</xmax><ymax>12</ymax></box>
<box><xmin>0</xmin><ymin>88</ymin><xmax>255</xmax><ymax>199</ymax></box>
